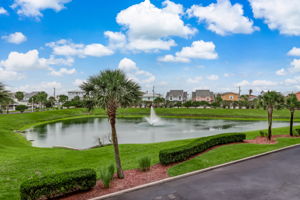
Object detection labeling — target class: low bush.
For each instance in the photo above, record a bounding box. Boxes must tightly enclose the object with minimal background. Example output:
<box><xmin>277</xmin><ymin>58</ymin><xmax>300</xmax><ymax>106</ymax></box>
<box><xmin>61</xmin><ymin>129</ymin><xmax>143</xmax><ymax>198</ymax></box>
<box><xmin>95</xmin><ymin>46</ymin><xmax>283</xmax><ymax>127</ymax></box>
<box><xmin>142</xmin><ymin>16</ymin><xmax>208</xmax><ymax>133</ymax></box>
<box><xmin>138</xmin><ymin>156</ymin><xmax>151</xmax><ymax>172</ymax></box>
<box><xmin>294</xmin><ymin>129</ymin><xmax>300</xmax><ymax>136</ymax></box>
<box><xmin>100</xmin><ymin>164</ymin><xmax>115</xmax><ymax>188</ymax></box>
<box><xmin>259</xmin><ymin>130</ymin><xmax>267</xmax><ymax>137</ymax></box>
<box><xmin>159</xmin><ymin>133</ymin><xmax>246</xmax><ymax>165</ymax></box>
<box><xmin>20</xmin><ymin>168</ymin><xmax>96</xmax><ymax>200</ymax></box>
<box><xmin>16</xmin><ymin>105</ymin><xmax>28</xmax><ymax>113</ymax></box>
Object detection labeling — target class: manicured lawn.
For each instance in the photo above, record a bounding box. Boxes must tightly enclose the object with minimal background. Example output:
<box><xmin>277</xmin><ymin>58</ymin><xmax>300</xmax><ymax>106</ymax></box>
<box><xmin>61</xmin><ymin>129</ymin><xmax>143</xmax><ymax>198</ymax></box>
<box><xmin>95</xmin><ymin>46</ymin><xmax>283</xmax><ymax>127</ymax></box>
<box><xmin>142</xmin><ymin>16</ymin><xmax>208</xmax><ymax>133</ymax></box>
<box><xmin>0</xmin><ymin>108</ymin><xmax>299</xmax><ymax>199</ymax></box>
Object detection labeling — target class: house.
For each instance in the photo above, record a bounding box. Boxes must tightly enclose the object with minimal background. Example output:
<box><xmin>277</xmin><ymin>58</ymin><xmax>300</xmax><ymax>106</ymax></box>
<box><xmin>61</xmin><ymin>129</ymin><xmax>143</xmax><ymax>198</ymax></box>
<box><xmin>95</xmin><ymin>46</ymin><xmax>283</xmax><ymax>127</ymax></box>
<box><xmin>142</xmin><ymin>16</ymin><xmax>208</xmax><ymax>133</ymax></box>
<box><xmin>192</xmin><ymin>90</ymin><xmax>214</xmax><ymax>102</ymax></box>
<box><xmin>166</xmin><ymin>90</ymin><xmax>188</xmax><ymax>102</ymax></box>
<box><xmin>248</xmin><ymin>95</ymin><xmax>257</xmax><ymax>101</ymax></box>
<box><xmin>221</xmin><ymin>92</ymin><xmax>239</xmax><ymax>101</ymax></box>
<box><xmin>142</xmin><ymin>91</ymin><xmax>162</xmax><ymax>102</ymax></box>
<box><xmin>68</xmin><ymin>90</ymin><xmax>85</xmax><ymax>100</ymax></box>
<box><xmin>296</xmin><ymin>92</ymin><xmax>300</xmax><ymax>101</ymax></box>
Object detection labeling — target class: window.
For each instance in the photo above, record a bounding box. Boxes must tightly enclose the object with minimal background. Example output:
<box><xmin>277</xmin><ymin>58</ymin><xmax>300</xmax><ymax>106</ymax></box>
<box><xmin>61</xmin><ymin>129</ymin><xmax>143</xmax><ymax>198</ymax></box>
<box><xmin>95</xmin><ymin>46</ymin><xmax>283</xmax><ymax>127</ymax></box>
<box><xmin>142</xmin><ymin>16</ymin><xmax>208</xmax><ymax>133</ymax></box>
<box><xmin>230</xmin><ymin>96</ymin><xmax>234</xmax><ymax>99</ymax></box>
<box><xmin>170</xmin><ymin>96</ymin><xmax>172</xmax><ymax>100</ymax></box>
<box><xmin>179</xmin><ymin>96</ymin><xmax>181</xmax><ymax>100</ymax></box>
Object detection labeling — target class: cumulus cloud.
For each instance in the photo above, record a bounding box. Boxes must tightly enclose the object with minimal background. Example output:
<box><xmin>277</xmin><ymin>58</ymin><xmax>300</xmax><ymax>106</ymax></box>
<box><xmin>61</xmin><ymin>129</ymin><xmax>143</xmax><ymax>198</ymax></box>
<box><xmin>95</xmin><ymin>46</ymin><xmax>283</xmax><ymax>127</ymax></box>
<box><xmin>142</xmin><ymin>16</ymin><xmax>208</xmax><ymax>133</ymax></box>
<box><xmin>46</xmin><ymin>39</ymin><xmax>113</xmax><ymax>58</ymax></box>
<box><xmin>114</xmin><ymin>0</ymin><xmax>196</xmax><ymax>51</ymax></box>
<box><xmin>2</xmin><ymin>32</ymin><xmax>27</xmax><ymax>44</ymax></box>
<box><xmin>158</xmin><ymin>40</ymin><xmax>218</xmax><ymax>63</ymax></box>
<box><xmin>249</xmin><ymin>0</ymin><xmax>300</xmax><ymax>35</ymax></box>
<box><xmin>207</xmin><ymin>74</ymin><xmax>219</xmax><ymax>80</ymax></box>
<box><xmin>15</xmin><ymin>81</ymin><xmax>62</xmax><ymax>94</ymax></box>
<box><xmin>287</xmin><ymin>47</ymin><xmax>300</xmax><ymax>57</ymax></box>
<box><xmin>289</xmin><ymin>59</ymin><xmax>300</xmax><ymax>73</ymax></box>
<box><xmin>11</xmin><ymin>0</ymin><xmax>72</xmax><ymax>18</ymax></box>
<box><xmin>0</xmin><ymin>7</ymin><xmax>8</xmax><ymax>15</ymax></box>
<box><xmin>188</xmin><ymin>0</ymin><xmax>258</xmax><ymax>35</ymax></box>
<box><xmin>187</xmin><ymin>76</ymin><xmax>203</xmax><ymax>84</ymax></box>
<box><xmin>104</xmin><ymin>31</ymin><xmax>127</xmax><ymax>49</ymax></box>
<box><xmin>118</xmin><ymin>58</ymin><xmax>155</xmax><ymax>84</ymax></box>
<box><xmin>236</xmin><ymin>79</ymin><xmax>277</xmax><ymax>87</ymax></box>
<box><xmin>0</xmin><ymin>68</ymin><xmax>24</xmax><ymax>81</ymax></box>
<box><xmin>73</xmin><ymin>79</ymin><xmax>85</xmax><ymax>87</ymax></box>
<box><xmin>49</xmin><ymin>68</ymin><xmax>76</xmax><ymax>76</ymax></box>
<box><xmin>276</xmin><ymin>68</ymin><xmax>286</xmax><ymax>76</ymax></box>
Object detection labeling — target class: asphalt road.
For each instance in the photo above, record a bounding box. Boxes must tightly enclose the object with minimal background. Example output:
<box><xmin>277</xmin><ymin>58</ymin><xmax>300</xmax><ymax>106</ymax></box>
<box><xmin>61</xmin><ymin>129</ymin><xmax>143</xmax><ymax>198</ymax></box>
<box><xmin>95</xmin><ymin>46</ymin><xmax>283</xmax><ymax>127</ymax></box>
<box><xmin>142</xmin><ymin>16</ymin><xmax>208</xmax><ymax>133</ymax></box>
<box><xmin>104</xmin><ymin>145</ymin><xmax>300</xmax><ymax>200</ymax></box>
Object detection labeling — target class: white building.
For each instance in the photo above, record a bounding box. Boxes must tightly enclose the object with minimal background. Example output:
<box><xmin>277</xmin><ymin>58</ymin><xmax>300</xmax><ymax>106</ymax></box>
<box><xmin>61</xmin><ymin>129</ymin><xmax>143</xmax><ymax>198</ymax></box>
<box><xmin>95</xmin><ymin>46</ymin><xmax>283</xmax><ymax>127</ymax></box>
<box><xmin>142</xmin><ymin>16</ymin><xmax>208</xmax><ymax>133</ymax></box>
<box><xmin>142</xmin><ymin>91</ymin><xmax>162</xmax><ymax>102</ymax></box>
<box><xmin>68</xmin><ymin>90</ymin><xmax>85</xmax><ymax>100</ymax></box>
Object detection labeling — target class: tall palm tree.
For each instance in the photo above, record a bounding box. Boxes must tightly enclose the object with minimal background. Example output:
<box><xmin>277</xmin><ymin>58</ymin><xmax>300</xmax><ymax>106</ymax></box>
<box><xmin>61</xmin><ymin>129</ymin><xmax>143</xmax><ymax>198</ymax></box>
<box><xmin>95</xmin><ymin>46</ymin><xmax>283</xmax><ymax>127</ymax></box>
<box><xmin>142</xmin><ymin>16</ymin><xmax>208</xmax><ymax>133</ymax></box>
<box><xmin>286</xmin><ymin>93</ymin><xmax>299</xmax><ymax>136</ymax></box>
<box><xmin>81</xmin><ymin>70</ymin><xmax>142</xmax><ymax>178</ymax></box>
<box><xmin>0</xmin><ymin>82</ymin><xmax>12</xmax><ymax>113</ymax></box>
<box><xmin>259</xmin><ymin>91</ymin><xmax>284</xmax><ymax>140</ymax></box>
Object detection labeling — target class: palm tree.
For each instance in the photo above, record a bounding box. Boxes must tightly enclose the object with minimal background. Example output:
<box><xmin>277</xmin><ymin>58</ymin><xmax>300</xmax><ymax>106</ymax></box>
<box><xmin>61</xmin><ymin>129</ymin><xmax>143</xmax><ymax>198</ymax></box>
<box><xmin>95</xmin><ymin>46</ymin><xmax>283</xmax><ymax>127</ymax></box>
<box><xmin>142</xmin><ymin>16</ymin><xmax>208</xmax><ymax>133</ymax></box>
<box><xmin>259</xmin><ymin>91</ymin><xmax>284</xmax><ymax>140</ymax></box>
<box><xmin>81</xmin><ymin>69</ymin><xmax>142</xmax><ymax>178</ymax></box>
<box><xmin>286</xmin><ymin>93</ymin><xmax>299</xmax><ymax>136</ymax></box>
<box><xmin>0</xmin><ymin>83</ymin><xmax>12</xmax><ymax>113</ymax></box>
<box><xmin>15</xmin><ymin>91</ymin><xmax>24</xmax><ymax>102</ymax></box>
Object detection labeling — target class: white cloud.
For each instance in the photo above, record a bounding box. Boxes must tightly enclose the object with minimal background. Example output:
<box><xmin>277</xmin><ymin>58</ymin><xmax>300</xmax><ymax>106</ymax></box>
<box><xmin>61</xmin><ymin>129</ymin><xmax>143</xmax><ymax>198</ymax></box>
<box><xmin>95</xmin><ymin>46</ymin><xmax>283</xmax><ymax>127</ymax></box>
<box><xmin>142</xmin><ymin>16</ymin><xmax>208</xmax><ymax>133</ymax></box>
<box><xmin>207</xmin><ymin>74</ymin><xmax>219</xmax><ymax>80</ymax></box>
<box><xmin>11</xmin><ymin>0</ymin><xmax>72</xmax><ymax>18</ymax></box>
<box><xmin>73</xmin><ymin>79</ymin><xmax>85</xmax><ymax>87</ymax></box>
<box><xmin>118</xmin><ymin>58</ymin><xmax>155</xmax><ymax>84</ymax></box>
<box><xmin>0</xmin><ymin>7</ymin><xmax>8</xmax><ymax>15</ymax></box>
<box><xmin>235</xmin><ymin>80</ymin><xmax>277</xmax><ymax>87</ymax></box>
<box><xmin>224</xmin><ymin>73</ymin><xmax>234</xmax><ymax>77</ymax></box>
<box><xmin>276</xmin><ymin>68</ymin><xmax>286</xmax><ymax>76</ymax></box>
<box><xmin>104</xmin><ymin>31</ymin><xmax>126</xmax><ymax>49</ymax></box>
<box><xmin>287</xmin><ymin>47</ymin><xmax>300</xmax><ymax>57</ymax></box>
<box><xmin>15</xmin><ymin>81</ymin><xmax>62</xmax><ymax>94</ymax></box>
<box><xmin>289</xmin><ymin>59</ymin><xmax>300</xmax><ymax>73</ymax></box>
<box><xmin>49</xmin><ymin>68</ymin><xmax>76</xmax><ymax>76</ymax></box>
<box><xmin>115</xmin><ymin>0</ymin><xmax>196</xmax><ymax>51</ymax></box>
<box><xmin>249</xmin><ymin>0</ymin><xmax>300</xmax><ymax>35</ymax></box>
<box><xmin>187</xmin><ymin>76</ymin><xmax>203</xmax><ymax>84</ymax></box>
<box><xmin>188</xmin><ymin>0</ymin><xmax>258</xmax><ymax>35</ymax></box>
<box><xmin>236</xmin><ymin>80</ymin><xmax>250</xmax><ymax>87</ymax></box>
<box><xmin>2</xmin><ymin>32</ymin><xmax>27</xmax><ymax>44</ymax></box>
<box><xmin>159</xmin><ymin>40</ymin><xmax>218</xmax><ymax>63</ymax></box>
<box><xmin>0</xmin><ymin>68</ymin><xmax>23</xmax><ymax>81</ymax></box>
<box><xmin>46</xmin><ymin>39</ymin><xmax>113</xmax><ymax>57</ymax></box>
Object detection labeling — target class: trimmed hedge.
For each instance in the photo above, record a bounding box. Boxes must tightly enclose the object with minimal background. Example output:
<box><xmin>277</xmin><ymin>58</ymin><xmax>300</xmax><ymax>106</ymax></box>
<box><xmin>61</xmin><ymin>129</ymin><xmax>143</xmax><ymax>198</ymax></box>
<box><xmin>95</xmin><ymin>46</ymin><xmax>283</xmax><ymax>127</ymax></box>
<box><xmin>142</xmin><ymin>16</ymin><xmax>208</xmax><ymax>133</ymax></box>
<box><xmin>20</xmin><ymin>168</ymin><xmax>96</xmax><ymax>200</ymax></box>
<box><xmin>159</xmin><ymin>133</ymin><xmax>246</xmax><ymax>165</ymax></box>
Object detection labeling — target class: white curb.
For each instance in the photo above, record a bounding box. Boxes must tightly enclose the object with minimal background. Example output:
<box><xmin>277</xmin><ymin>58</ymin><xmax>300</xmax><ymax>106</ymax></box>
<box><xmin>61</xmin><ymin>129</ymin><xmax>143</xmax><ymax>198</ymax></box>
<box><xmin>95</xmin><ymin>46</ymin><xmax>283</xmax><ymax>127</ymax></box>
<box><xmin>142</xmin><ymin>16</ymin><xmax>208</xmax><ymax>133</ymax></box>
<box><xmin>90</xmin><ymin>143</ymin><xmax>300</xmax><ymax>200</ymax></box>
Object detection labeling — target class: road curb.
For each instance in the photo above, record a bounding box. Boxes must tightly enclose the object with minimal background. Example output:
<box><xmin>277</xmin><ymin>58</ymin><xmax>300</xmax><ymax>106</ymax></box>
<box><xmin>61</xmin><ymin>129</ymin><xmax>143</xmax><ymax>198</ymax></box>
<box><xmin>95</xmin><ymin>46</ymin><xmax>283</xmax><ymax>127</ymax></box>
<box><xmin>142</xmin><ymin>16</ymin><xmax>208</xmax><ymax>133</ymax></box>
<box><xmin>90</xmin><ymin>143</ymin><xmax>300</xmax><ymax>200</ymax></box>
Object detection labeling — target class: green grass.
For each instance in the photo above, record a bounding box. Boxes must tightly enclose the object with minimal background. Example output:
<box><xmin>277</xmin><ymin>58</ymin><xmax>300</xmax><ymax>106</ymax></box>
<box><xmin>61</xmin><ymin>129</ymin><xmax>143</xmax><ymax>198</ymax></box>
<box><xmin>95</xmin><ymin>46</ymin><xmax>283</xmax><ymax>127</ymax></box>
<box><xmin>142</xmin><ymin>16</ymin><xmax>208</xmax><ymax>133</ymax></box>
<box><xmin>0</xmin><ymin>108</ymin><xmax>299</xmax><ymax>199</ymax></box>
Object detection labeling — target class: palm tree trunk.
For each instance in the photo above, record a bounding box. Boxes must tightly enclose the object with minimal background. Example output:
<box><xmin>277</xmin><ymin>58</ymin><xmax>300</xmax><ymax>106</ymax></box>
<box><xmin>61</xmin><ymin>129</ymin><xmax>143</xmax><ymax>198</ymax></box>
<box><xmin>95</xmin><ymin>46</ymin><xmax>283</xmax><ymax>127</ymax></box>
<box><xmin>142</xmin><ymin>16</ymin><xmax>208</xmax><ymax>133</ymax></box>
<box><xmin>290</xmin><ymin>110</ymin><xmax>294</xmax><ymax>137</ymax></box>
<box><xmin>267</xmin><ymin>106</ymin><xmax>273</xmax><ymax>141</ymax></box>
<box><xmin>108</xmin><ymin>108</ymin><xmax>124</xmax><ymax>179</ymax></box>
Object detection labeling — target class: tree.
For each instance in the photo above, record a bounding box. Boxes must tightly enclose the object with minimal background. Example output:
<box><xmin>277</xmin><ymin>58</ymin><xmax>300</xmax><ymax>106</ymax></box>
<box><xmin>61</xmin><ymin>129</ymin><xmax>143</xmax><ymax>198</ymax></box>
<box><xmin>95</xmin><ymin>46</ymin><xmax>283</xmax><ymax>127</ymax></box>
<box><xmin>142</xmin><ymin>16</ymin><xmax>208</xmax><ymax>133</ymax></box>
<box><xmin>81</xmin><ymin>69</ymin><xmax>142</xmax><ymax>179</ymax></box>
<box><xmin>259</xmin><ymin>91</ymin><xmax>284</xmax><ymax>140</ymax></box>
<box><xmin>153</xmin><ymin>97</ymin><xmax>165</xmax><ymax>107</ymax></box>
<box><xmin>16</xmin><ymin>105</ymin><xmax>28</xmax><ymax>113</ymax></box>
<box><xmin>0</xmin><ymin>83</ymin><xmax>12</xmax><ymax>113</ymax></box>
<box><xmin>34</xmin><ymin>92</ymin><xmax>48</xmax><ymax>110</ymax></box>
<box><xmin>15</xmin><ymin>91</ymin><xmax>24</xmax><ymax>101</ymax></box>
<box><xmin>286</xmin><ymin>93</ymin><xmax>299</xmax><ymax>136</ymax></box>
<box><xmin>47</xmin><ymin>96</ymin><xmax>56</xmax><ymax>108</ymax></box>
<box><xmin>58</xmin><ymin>95</ymin><xmax>68</xmax><ymax>104</ymax></box>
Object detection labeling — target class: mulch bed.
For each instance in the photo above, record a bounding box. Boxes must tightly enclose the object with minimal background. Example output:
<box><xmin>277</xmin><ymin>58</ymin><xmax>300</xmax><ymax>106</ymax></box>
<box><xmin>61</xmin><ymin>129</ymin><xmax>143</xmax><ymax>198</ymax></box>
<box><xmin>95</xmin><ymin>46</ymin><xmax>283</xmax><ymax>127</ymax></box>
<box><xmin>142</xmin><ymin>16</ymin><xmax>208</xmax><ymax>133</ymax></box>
<box><xmin>60</xmin><ymin>134</ymin><xmax>297</xmax><ymax>200</ymax></box>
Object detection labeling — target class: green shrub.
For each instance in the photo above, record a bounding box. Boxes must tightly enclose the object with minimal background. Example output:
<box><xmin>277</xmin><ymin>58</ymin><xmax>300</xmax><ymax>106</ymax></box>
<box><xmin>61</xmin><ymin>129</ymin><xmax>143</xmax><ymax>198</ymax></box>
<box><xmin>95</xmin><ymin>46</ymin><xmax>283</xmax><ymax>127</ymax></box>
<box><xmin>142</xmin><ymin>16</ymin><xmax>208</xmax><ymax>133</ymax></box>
<box><xmin>100</xmin><ymin>164</ymin><xmax>115</xmax><ymax>188</ymax></box>
<box><xmin>138</xmin><ymin>156</ymin><xmax>151</xmax><ymax>172</ymax></box>
<box><xmin>20</xmin><ymin>168</ymin><xmax>96</xmax><ymax>200</ymax></box>
<box><xmin>259</xmin><ymin>130</ymin><xmax>267</xmax><ymax>137</ymax></box>
<box><xmin>294</xmin><ymin>129</ymin><xmax>300</xmax><ymax>136</ymax></box>
<box><xmin>16</xmin><ymin>105</ymin><xmax>28</xmax><ymax>113</ymax></box>
<box><xmin>159</xmin><ymin>133</ymin><xmax>246</xmax><ymax>165</ymax></box>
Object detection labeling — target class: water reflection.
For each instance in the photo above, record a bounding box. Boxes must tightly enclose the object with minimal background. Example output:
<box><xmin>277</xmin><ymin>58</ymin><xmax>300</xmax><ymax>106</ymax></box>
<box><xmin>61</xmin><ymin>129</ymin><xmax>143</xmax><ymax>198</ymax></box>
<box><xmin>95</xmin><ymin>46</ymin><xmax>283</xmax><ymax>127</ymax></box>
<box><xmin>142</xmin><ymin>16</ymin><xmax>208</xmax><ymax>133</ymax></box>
<box><xmin>26</xmin><ymin>118</ymin><xmax>295</xmax><ymax>149</ymax></box>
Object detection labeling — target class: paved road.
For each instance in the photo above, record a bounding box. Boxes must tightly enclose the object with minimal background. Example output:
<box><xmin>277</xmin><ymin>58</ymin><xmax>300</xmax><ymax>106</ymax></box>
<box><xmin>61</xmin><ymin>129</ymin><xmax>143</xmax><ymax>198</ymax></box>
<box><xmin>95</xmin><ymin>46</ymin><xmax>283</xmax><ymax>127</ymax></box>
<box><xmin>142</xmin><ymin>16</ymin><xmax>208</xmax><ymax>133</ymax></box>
<box><xmin>104</xmin><ymin>146</ymin><xmax>300</xmax><ymax>200</ymax></box>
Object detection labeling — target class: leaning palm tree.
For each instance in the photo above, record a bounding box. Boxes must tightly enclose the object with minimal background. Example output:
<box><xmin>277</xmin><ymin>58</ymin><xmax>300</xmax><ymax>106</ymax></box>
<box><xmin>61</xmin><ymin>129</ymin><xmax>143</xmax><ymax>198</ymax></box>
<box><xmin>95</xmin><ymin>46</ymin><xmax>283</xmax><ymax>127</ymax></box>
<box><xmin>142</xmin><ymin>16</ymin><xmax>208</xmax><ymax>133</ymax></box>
<box><xmin>259</xmin><ymin>91</ymin><xmax>284</xmax><ymax>140</ymax></box>
<box><xmin>286</xmin><ymin>93</ymin><xmax>299</xmax><ymax>136</ymax></box>
<box><xmin>81</xmin><ymin>69</ymin><xmax>142</xmax><ymax>178</ymax></box>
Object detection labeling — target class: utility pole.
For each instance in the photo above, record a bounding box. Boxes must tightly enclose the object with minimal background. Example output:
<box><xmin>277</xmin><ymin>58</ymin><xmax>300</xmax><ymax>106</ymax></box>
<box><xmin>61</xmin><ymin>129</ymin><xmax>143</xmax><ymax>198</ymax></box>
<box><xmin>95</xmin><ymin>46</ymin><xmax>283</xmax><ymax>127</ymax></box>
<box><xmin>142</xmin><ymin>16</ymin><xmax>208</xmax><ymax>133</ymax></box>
<box><xmin>238</xmin><ymin>86</ymin><xmax>241</xmax><ymax>101</ymax></box>
<box><xmin>53</xmin><ymin>88</ymin><xmax>56</xmax><ymax>100</ymax></box>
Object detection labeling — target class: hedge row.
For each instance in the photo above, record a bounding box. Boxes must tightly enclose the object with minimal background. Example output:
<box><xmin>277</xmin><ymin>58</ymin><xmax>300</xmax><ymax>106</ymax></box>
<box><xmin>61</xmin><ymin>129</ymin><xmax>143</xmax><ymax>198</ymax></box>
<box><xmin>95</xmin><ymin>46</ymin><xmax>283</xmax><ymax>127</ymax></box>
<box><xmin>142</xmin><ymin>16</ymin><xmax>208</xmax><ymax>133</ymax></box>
<box><xmin>159</xmin><ymin>133</ymin><xmax>246</xmax><ymax>165</ymax></box>
<box><xmin>20</xmin><ymin>168</ymin><xmax>96</xmax><ymax>200</ymax></box>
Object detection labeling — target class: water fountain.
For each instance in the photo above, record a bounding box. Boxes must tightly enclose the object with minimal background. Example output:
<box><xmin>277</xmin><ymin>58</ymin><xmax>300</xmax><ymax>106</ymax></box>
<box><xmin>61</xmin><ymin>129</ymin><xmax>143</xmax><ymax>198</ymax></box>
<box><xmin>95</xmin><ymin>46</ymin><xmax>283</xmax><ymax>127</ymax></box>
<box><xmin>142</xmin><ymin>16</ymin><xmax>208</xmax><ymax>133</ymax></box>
<box><xmin>145</xmin><ymin>106</ymin><xmax>162</xmax><ymax>126</ymax></box>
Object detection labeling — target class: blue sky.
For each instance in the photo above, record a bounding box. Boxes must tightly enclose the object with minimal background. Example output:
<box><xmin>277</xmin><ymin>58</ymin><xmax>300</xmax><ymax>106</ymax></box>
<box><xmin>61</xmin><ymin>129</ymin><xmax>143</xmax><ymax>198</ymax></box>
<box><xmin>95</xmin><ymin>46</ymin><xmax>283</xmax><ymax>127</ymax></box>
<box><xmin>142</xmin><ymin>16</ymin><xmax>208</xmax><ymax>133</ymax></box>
<box><xmin>0</xmin><ymin>0</ymin><xmax>300</xmax><ymax>95</ymax></box>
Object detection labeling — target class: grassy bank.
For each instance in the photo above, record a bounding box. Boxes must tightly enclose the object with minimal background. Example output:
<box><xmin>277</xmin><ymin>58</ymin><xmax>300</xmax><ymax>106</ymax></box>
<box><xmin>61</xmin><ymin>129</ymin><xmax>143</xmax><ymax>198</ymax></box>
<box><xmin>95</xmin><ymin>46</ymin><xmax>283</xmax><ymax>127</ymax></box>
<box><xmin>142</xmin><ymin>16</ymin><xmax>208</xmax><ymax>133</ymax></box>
<box><xmin>0</xmin><ymin>108</ymin><xmax>299</xmax><ymax>199</ymax></box>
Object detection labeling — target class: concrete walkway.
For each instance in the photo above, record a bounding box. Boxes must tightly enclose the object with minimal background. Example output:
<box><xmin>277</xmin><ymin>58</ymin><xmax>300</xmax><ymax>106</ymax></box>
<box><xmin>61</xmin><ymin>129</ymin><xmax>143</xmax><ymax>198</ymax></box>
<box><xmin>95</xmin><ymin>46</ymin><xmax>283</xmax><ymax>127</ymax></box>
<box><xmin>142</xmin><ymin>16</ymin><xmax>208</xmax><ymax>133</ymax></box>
<box><xmin>103</xmin><ymin>146</ymin><xmax>300</xmax><ymax>200</ymax></box>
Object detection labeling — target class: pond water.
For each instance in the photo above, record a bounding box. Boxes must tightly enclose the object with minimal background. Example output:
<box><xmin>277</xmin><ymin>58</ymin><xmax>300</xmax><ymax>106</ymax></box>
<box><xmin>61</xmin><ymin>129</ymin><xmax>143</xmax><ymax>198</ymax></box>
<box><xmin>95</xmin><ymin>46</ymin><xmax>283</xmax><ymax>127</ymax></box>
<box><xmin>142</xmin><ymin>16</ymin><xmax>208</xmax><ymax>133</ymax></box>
<box><xmin>26</xmin><ymin>117</ymin><xmax>293</xmax><ymax>149</ymax></box>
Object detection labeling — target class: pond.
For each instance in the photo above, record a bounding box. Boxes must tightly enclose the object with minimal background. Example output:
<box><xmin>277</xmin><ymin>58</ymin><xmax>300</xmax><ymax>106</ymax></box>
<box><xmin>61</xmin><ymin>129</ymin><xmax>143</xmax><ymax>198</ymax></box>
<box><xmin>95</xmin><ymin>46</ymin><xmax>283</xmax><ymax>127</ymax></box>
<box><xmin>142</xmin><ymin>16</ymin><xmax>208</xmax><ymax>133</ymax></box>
<box><xmin>26</xmin><ymin>117</ymin><xmax>294</xmax><ymax>149</ymax></box>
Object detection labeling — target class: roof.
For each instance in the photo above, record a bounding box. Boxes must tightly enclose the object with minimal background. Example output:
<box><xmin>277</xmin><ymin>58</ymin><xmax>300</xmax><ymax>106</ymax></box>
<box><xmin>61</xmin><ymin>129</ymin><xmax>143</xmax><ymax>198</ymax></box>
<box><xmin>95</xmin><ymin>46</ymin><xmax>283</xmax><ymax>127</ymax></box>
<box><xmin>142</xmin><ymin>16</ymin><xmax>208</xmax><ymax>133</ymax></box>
<box><xmin>192</xmin><ymin>90</ymin><xmax>214</xmax><ymax>98</ymax></box>
<box><xmin>166</xmin><ymin>90</ymin><xmax>187</xmax><ymax>97</ymax></box>
<box><xmin>222</xmin><ymin>92</ymin><xmax>239</xmax><ymax>95</ymax></box>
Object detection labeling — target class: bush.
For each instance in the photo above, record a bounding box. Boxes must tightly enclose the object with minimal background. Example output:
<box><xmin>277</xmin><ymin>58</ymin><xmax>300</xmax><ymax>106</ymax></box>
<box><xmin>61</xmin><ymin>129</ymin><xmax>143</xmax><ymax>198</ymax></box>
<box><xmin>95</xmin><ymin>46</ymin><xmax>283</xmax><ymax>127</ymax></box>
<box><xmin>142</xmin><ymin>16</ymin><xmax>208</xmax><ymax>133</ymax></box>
<box><xmin>100</xmin><ymin>164</ymin><xmax>115</xmax><ymax>188</ymax></box>
<box><xmin>259</xmin><ymin>130</ymin><xmax>267</xmax><ymax>137</ymax></box>
<box><xmin>138</xmin><ymin>157</ymin><xmax>151</xmax><ymax>172</ymax></box>
<box><xmin>159</xmin><ymin>133</ymin><xmax>246</xmax><ymax>165</ymax></box>
<box><xmin>294</xmin><ymin>129</ymin><xmax>300</xmax><ymax>136</ymax></box>
<box><xmin>20</xmin><ymin>168</ymin><xmax>96</xmax><ymax>200</ymax></box>
<box><xmin>16</xmin><ymin>105</ymin><xmax>28</xmax><ymax>113</ymax></box>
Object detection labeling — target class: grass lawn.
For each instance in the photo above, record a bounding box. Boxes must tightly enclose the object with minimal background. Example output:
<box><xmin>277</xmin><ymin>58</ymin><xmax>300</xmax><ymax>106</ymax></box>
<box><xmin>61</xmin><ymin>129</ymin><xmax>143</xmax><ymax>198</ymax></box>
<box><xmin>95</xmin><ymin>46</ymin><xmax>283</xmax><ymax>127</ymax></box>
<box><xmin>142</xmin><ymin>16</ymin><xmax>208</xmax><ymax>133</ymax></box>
<box><xmin>0</xmin><ymin>108</ymin><xmax>299</xmax><ymax>199</ymax></box>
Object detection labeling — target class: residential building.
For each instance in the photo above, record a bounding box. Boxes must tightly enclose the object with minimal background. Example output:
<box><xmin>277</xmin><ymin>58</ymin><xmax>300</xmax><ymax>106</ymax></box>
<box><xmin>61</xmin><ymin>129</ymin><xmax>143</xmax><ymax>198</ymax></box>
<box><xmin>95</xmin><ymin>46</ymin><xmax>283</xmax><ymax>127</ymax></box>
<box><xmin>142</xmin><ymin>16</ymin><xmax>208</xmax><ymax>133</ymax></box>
<box><xmin>221</xmin><ymin>92</ymin><xmax>239</xmax><ymax>101</ymax></box>
<box><xmin>166</xmin><ymin>90</ymin><xmax>188</xmax><ymax>102</ymax></box>
<box><xmin>68</xmin><ymin>90</ymin><xmax>85</xmax><ymax>100</ymax></box>
<box><xmin>142</xmin><ymin>91</ymin><xmax>162</xmax><ymax>102</ymax></box>
<box><xmin>296</xmin><ymin>92</ymin><xmax>300</xmax><ymax>101</ymax></box>
<box><xmin>192</xmin><ymin>90</ymin><xmax>214</xmax><ymax>102</ymax></box>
